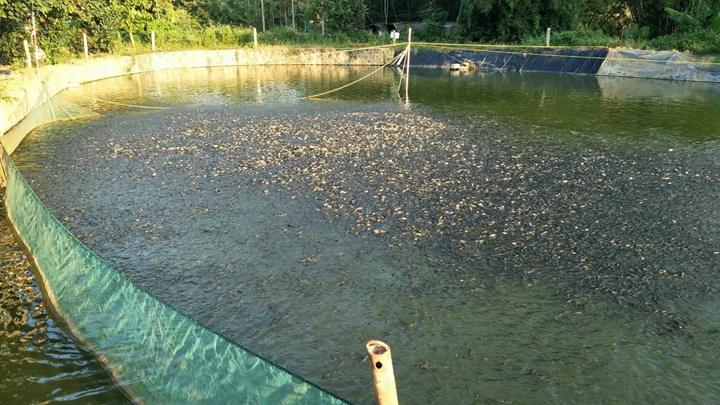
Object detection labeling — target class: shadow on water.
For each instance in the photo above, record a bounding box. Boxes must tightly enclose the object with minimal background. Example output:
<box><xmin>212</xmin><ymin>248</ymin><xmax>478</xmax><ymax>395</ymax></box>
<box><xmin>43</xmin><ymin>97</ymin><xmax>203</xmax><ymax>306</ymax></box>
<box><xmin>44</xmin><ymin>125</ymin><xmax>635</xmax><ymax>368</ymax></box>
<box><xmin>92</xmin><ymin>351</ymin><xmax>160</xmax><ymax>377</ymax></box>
<box><xmin>5</xmin><ymin>65</ymin><xmax>720</xmax><ymax>404</ymax></box>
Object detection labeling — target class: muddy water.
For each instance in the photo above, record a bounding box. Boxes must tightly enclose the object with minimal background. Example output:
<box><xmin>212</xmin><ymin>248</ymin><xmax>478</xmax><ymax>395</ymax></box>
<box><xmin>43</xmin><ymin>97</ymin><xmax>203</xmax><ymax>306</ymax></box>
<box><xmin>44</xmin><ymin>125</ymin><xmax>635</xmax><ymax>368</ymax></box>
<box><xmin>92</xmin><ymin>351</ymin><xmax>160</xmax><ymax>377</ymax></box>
<box><xmin>5</xmin><ymin>65</ymin><xmax>720</xmax><ymax>403</ymax></box>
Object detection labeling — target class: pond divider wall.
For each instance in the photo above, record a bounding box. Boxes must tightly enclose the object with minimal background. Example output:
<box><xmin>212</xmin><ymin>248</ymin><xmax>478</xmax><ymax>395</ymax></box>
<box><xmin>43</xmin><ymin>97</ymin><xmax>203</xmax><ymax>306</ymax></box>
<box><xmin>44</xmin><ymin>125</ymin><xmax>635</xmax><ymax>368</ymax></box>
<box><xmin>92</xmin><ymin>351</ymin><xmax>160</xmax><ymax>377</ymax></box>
<box><xmin>598</xmin><ymin>48</ymin><xmax>720</xmax><ymax>82</ymax></box>
<box><xmin>408</xmin><ymin>48</ymin><xmax>608</xmax><ymax>75</ymax></box>
<box><xmin>0</xmin><ymin>46</ymin><xmax>400</xmax><ymax>403</ymax></box>
<box><xmin>404</xmin><ymin>47</ymin><xmax>720</xmax><ymax>83</ymax></box>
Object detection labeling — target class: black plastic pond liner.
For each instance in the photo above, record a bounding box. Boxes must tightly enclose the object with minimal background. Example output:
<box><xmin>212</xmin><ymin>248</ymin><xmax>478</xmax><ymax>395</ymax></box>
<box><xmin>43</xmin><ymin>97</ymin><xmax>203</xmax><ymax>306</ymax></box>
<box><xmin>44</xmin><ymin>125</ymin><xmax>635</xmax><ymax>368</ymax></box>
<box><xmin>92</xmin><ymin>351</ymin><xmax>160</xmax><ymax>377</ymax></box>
<box><xmin>406</xmin><ymin>48</ymin><xmax>609</xmax><ymax>75</ymax></box>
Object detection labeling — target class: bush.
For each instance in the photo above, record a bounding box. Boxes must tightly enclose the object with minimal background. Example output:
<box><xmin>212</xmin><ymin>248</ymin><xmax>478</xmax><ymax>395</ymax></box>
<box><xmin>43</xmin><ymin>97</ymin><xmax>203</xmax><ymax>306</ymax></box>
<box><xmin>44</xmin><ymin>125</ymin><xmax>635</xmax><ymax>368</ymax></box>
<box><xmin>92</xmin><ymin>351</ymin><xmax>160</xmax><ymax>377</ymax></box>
<box><xmin>648</xmin><ymin>29</ymin><xmax>720</xmax><ymax>54</ymax></box>
<box><xmin>231</xmin><ymin>27</ymin><xmax>253</xmax><ymax>46</ymax></box>
<box><xmin>259</xmin><ymin>27</ymin><xmax>310</xmax><ymax>44</ymax></box>
<box><xmin>624</xmin><ymin>25</ymin><xmax>652</xmax><ymax>41</ymax></box>
<box><xmin>522</xmin><ymin>29</ymin><xmax>623</xmax><ymax>47</ymax></box>
<box><xmin>416</xmin><ymin>1</ymin><xmax>448</xmax><ymax>41</ymax></box>
<box><xmin>146</xmin><ymin>9</ymin><xmax>203</xmax><ymax>48</ymax></box>
<box><xmin>202</xmin><ymin>27</ymin><xmax>219</xmax><ymax>47</ymax></box>
<box><xmin>258</xmin><ymin>27</ymin><xmax>382</xmax><ymax>47</ymax></box>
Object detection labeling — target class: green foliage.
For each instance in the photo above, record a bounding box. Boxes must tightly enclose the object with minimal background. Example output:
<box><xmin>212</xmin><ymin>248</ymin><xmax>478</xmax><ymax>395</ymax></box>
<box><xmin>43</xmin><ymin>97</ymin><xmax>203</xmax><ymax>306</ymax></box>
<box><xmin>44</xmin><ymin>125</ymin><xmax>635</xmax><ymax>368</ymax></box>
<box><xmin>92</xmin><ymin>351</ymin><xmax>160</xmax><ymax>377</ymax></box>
<box><xmin>259</xmin><ymin>26</ymin><xmax>383</xmax><ymax>46</ymax></box>
<box><xmin>523</xmin><ymin>29</ymin><xmax>622</xmax><ymax>46</ymax></box>
<box><xmin>146</xmin><ymin>9</ymin><xmax>202</xmax><ymax>46</ymax></box>
<box><xmin>304</xmin><ymin>0</ymin><xmax>367</xmax><ymax>33</ymax></box>
<box><xmin>713</xmin><ymin>11</ymin><xmax>720</xmax><ymax>32</ymax></box>
<box><xmin>260</xmin><ymin>27</ymin><xmax>309</xmax><ymax>44</ymax></box>
<box><xmin>624</xmin><ymin>25</ymin><xmax>652</xmax><ymax>40</ymax></box>
<box><xmin>457</xmin><ymin>0</ymin><xmax>583</xmax><ymax>42</ymax></box>
<box><xmin>417</xmin><ymin>1</ymin><xmax>448</xmax><ymax>41</ymax></box>
<box><xmin>203</xmin><ymin>0</ymin><xmax>257</xmax><ymax>26</ymax></box>
<box><xmin>648</xmin><ymin>28</ymin><xmax>720</xmax><ymax>54</ymax></box>
<box><xmin>665</xmin><ymin>7</ymin><xmax>701</xmax><ymax>32</ymax></box>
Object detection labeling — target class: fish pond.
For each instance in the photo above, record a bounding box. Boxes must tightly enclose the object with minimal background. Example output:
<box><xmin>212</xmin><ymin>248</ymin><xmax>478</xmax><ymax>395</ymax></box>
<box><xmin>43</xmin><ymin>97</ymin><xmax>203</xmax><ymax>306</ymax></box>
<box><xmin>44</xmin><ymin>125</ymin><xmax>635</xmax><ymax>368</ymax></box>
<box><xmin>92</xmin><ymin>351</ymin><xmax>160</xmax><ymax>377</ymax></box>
<box><xmin>4</xmin><ymin>65</ymin><xmax>720</xmax><ymax>404</ymax></box>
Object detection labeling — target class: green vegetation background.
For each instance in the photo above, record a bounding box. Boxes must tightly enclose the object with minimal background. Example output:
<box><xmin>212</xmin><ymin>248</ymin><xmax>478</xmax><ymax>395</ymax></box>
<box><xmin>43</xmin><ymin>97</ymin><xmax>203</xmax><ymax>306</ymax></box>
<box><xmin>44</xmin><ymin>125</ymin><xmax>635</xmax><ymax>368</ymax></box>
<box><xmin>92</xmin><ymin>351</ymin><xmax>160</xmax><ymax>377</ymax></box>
<box><xmin>0</xmin><ymin>0</ymin><xmax>719</xmax><ymax>66</ymax></box>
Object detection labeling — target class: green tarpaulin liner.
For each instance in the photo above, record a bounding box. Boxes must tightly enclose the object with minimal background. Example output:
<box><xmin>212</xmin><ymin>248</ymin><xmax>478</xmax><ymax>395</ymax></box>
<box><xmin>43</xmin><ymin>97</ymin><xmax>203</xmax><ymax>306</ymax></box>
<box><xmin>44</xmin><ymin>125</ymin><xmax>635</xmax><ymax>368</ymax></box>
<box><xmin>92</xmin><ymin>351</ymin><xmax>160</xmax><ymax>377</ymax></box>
<box><xmin>1</xmin><ymin>146</ymin><xmax>347</xmax><ymax>404</ymax></box>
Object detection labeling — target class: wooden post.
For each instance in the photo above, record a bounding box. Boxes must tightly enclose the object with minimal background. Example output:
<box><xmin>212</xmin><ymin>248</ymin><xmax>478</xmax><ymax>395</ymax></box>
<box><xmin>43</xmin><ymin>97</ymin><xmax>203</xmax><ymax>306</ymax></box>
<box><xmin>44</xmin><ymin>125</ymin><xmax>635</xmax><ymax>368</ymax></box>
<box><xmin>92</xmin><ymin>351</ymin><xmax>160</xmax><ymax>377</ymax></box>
<box><xmin>405</xmin><ymin>28</ymin><xmax>412</xmax><ymax>104</ymax></box>
<box><xmin>151</xmin><ymin>30</ymin><xmax>156</xmax><ymax>52</ymax></box>
<box><xmin>546</xmin><ymin>27</ymin><xmax>551</xmax><ymax>47</ymax></box>
<box><xmin>366</xmin><ymin>340</ymin><xmax>399</xmax><ymax>405</ymax></box>
<box><xmin>23</xmin><ymin>39</ymin><xmax>32</xmax><ymax>68</ymax></box>
<box><xmin>30</xmin><ymin>11</ymin><xmax>40</xmax><ymax>75</ymax></box>
<box><xmin>253</xmin><ymin>27</ymin><xmax>258</xmax><ymax>48</ymax></box>
<box><xmin>83</xmin><ymin>32</ymin><xmax>89</xmax><ymax>60</ymax></box>
<box><xmin>129</xmin><ymin>32</ymin><xmax>136</xmax><ymax>51</ymax></box>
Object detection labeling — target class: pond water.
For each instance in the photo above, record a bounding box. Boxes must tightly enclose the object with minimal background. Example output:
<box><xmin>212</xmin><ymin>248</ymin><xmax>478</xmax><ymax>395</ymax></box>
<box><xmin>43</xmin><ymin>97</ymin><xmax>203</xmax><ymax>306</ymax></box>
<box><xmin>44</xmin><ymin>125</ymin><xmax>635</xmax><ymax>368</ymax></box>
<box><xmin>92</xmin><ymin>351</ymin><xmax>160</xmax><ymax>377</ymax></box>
<box><xmin>5</xmin><ymin>65</ymin><xmax>720</xmax><ymax>404</ymax></box>
<box><xmin>0</xmin><ymin>192</ymin><xmax>129</xmax><ymax>403</ymax></box>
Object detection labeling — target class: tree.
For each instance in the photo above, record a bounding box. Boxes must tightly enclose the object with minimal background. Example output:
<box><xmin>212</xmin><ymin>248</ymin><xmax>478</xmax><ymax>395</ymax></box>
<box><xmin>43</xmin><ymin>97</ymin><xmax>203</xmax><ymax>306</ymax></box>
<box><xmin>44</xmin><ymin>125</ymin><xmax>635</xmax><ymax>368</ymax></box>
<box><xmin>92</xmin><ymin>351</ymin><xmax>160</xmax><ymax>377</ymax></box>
<box><xmin>457</xmin><ymin>0</ymin><xmax>583</xmax><ymax>42</ymax></box>
<box><xmin>418</xmin><ymin>1</ymin><xmax>448</xmax><ymax>40</ymax></box>
<box><xmin>623</xmin><ymin>0</ymin><xmax>720</xmax><ymax>35</ymax></box>
<box><xmin>304</xmin><ymin>0</ymin><xmax>367</xmax><ymax>32</ymax></box>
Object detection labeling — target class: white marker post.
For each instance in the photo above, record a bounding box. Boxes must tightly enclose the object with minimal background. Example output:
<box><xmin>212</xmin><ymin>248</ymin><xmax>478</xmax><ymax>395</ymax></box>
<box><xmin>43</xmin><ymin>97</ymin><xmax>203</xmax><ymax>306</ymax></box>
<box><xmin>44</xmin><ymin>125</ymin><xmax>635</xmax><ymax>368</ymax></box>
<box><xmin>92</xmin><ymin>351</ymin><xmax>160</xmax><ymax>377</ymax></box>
<box><xmin>546</xmin><ymin>27</ymin><xmax>551</xmax><ymax>47</ymax></box>
<box><xmin>23</xmin><ymin>39</ymin><xmax>32</xmax><ymax>68</ymax></box>
<box><xmin>151</xmin><ymin>30</ymin><xmax>156</xmax><ymax>52</ymax></box>
<box><xmin>129</xmin><ymin>32</ymin><xmax>136</xmax><ymax>51</ymax></box>
<box><xmin>83</xmin><ymin>32</ymin><xmax>89</xmax><ymax>60</ymax></box>
<box><xmin>253</xmin><ymin>27</ymin><xmax>258</xmax><ymax>48</ymax></box>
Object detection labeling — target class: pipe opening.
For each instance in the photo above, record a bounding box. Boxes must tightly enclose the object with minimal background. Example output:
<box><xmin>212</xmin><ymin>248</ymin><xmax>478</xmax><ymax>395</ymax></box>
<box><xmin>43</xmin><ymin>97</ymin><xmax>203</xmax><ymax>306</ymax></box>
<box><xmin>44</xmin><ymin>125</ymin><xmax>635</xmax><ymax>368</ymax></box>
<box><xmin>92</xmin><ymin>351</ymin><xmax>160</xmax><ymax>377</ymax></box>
<box><xmin>367</xmin><ymin>341</ymin><xmax>388</xmax><ymax>355</ymax></box>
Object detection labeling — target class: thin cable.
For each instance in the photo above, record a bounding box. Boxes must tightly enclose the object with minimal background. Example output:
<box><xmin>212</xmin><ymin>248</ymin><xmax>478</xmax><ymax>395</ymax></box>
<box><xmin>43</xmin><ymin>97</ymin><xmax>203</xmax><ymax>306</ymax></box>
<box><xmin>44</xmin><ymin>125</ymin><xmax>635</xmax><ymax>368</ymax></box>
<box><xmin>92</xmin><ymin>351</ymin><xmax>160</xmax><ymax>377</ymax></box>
<box><xmin>414</xmin><ymin>41</ymin><xmax>607</xmax><ymax>49</ymax></box>
<box><xmin>304</xmin><ymin>53</ymin><xmax>403</xmax><ymax>99</ymax></box>
<box><xmin>75</xmin><ymin>94</ymin><xmax>174</xmax><ymax>110</ymax></box>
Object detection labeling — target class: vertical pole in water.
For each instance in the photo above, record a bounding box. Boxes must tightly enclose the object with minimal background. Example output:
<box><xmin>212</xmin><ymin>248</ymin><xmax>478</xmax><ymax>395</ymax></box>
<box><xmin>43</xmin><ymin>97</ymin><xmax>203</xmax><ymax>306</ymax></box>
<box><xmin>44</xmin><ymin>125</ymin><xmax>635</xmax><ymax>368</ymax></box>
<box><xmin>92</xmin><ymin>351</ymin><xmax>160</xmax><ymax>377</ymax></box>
<box><xmin>151</xmin><ymin>30</ymin><xmax>156</xmax><ymax>52</ymax></box>
<box><xmin>253</xmin><ymin>27</ymin><xmax>258</xmax><ymax>48</ymax></box>
<box><xmin>31</xmin><ymin>11</ymin><xmax>40</xmax><ymax>76</ymax></box>
<box><xmin>546</xmin><ymin>27</ymin><xmax>551</xmax><ymax>47</ymax></box>
<box><xmin>405</xmin><ymin>28</ymin><xmax>412</xmax><ymax>105</ymax></box>
<box><xmin>83</xmin><ymin>32</ymin><xmax>89</xmax><ymax>60</ymax></box>
<box><xmin>366</xmin><ymin>340</ymin><xmax>399</xmax><ymax>405</ymax></box>
<box><xmin>23</xmin><ymin>40</ymin><xmax>32</xmax><ymax>69</ymax></box>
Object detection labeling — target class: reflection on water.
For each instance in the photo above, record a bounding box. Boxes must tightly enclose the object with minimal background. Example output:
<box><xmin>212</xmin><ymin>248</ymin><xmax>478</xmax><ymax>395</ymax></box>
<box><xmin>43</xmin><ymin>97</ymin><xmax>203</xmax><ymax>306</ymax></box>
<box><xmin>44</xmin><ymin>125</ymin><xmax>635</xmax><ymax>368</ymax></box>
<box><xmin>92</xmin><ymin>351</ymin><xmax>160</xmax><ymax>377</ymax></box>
<box><xmin>0</xmin><ymin>193</ymin><xmax>128</xmax><ymax>403</ymax></box>
<box><xmin>6</xmin><ymin>66</ymin><xmax>720</xmax><ymax>404</ymax></box>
